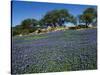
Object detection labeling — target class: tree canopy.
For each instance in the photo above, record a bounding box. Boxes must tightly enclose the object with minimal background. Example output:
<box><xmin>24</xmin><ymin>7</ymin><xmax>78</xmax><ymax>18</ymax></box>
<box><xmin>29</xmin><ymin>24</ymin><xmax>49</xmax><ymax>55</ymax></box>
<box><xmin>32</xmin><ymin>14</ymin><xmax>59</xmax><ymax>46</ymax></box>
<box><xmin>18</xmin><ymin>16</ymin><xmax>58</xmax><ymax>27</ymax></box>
<box><xmin>41</xmin><ymin>9</ymin><xmax>74</xmax><ymax>27</ymax></box>
<box><xmin>21</xmin><ymin>18</ymin><xmax>38</xmax><ymax>29</ymax></box>
<box><xmin>79</xmin><ymin>7</ymin><xmax>97</xmax><ymax>27</ymax></box>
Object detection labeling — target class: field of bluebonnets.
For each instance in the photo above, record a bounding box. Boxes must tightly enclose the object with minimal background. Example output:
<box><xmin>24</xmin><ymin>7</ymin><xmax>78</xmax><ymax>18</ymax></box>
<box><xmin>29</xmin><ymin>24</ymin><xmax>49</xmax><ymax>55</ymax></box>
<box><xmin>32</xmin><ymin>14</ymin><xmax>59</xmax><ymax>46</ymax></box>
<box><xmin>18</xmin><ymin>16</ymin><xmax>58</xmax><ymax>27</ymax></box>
<box><xmin>12</xmin><ymin>28</ymin><xmax>97</xmax><ymax>74</ymax></box>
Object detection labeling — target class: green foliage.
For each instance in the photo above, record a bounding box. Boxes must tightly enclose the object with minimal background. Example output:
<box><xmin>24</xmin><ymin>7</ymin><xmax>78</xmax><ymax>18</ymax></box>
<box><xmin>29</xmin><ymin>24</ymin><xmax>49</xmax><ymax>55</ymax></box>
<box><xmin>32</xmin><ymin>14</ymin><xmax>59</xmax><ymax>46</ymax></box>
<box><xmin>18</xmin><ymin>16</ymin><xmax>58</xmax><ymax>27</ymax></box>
<box><xmin>78</xmin><ymin>25</ymin><xmax>88</xmax><ymax>28</ymax></box>
<box><xmin>41</xmin><ymin>9</ymin><xmax>72</xmax><ymax>27</ymax></box>
<box><xmin>21</xmin><ymin>18</ymin><xmax>38</xmax><ymax>29</ymax></box>
<box><xmin>12</xmin><ymin>25</ymin><xmax>22</xmax><ymax>36</ymax></box>
<box><xmin>12</xmin><ymin>18</ymin><xmax>39</xmax><ymax>36</ymax></box>
<box><xmin>79</xmin><ymin>7</ymin><xmax>97</xmax><ymax>27</ymax></box>
<box><xmin>68</xmin><ymin>27</ymin><xmax>77</xmax><ymax>30</ymax></box>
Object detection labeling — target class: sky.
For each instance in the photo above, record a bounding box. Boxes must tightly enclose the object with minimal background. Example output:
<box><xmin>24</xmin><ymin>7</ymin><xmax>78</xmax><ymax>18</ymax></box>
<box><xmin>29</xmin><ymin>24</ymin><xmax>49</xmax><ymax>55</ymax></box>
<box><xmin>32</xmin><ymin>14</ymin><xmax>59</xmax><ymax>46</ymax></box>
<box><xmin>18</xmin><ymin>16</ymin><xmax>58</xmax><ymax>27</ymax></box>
<box><xmin>12</xmin><ymin>1</ymin><xmax>97</xmax><ymax>27</ymax></box>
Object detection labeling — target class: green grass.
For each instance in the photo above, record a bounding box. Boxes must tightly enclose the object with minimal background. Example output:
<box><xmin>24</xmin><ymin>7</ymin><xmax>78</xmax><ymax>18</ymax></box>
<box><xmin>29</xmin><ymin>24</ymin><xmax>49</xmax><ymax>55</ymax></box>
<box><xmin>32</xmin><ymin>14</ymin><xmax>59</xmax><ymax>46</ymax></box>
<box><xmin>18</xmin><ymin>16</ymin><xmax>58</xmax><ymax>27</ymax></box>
<box><xmin>23</xmin><ymin>35</ymin><xmax>48</xmax><ymax>40</ymax></box>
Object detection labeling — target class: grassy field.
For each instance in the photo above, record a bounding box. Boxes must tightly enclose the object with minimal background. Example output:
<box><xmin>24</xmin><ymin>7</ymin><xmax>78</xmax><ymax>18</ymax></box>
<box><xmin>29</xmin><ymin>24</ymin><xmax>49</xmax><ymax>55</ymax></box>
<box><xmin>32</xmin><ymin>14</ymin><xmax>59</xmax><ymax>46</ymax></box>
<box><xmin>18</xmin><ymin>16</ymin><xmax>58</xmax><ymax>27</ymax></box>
<box><xmin>12</xmin><ymin>28</ymin><xmax>97</xmax><ymax>74</ymax></box>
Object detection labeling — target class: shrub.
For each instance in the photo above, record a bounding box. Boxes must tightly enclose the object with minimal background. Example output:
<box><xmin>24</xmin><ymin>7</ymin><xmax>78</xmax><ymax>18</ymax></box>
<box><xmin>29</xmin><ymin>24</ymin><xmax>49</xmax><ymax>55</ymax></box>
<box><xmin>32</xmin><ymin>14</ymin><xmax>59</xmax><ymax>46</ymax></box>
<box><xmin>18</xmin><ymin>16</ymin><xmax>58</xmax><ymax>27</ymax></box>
<box><xmin>68</xmin><ymin>27</ymin><xmax>77</xmax><ymax>30</ymax></box>
<box><xmin>21</xmin><ymin>29</ymin><xmax>30</xmax><ymax>35</ymax></box>
<box><xmin>12</xmin><ymin>29</ymin><xmax>22</xmax><ymax>36</ymax></box>
<box><xmin>78</xmin><ymin>25</ymin><xmax>88</xmax><ymax>28</ymax></box>
<box><xmin>29</xmin><ymin>28</ymin><xmax>37</xmax><ymax>33</ymax></box>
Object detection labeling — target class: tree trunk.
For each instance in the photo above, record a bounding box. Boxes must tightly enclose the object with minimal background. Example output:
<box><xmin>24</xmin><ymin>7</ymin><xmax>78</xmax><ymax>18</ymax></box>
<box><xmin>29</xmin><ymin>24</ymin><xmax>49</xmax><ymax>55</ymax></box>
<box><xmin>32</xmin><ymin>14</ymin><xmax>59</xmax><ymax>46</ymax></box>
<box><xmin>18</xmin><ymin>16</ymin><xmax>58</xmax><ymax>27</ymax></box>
<box><xmin>85</xmin><ymin>21</ymin><xmax>88</xmax><ymax>28</ymax></box>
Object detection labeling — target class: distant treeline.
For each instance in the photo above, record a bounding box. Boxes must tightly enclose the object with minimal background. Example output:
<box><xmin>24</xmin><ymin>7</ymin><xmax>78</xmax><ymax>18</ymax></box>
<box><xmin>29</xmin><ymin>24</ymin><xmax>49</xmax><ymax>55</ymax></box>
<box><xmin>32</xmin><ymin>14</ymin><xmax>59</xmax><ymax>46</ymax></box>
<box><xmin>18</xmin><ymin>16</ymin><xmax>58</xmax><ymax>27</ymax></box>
<box><xmin>12</xmin><ymin>7</ymin><xmax>97</xmax><ymax>36</ymax></box>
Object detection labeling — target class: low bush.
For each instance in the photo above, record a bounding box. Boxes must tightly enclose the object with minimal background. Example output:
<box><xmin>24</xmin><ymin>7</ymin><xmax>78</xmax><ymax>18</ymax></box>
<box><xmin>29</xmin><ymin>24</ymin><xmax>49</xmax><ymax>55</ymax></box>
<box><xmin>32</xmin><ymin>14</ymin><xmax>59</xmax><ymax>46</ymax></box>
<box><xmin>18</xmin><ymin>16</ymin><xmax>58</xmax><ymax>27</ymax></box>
<box><xmin>78</xmin><ymin>25</ymin><xmax>88</xmax><ymax>28</ymax></box>
<box><xmin>68</xmin><ymin>27</ymin><xmax>77</xmax><ymax>30</ymax></box>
